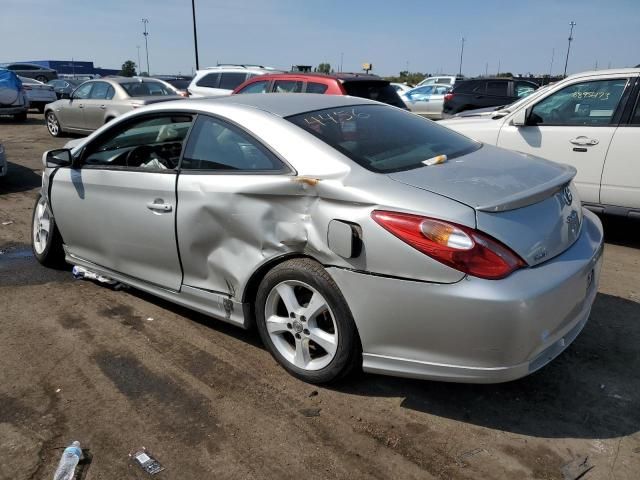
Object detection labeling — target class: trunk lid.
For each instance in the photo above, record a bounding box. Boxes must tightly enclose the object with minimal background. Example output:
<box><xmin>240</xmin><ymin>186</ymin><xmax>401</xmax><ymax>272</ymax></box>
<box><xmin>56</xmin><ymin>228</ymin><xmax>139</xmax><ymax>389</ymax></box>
<box><xmin>131</xmin><ymin>95</ymin><xmax>182</xmax><ymax>105</ymax></box>
<box><xmin>387</xmin><ymin>144</ymin><xmax>582</xmax><ymax>266</ymax></box>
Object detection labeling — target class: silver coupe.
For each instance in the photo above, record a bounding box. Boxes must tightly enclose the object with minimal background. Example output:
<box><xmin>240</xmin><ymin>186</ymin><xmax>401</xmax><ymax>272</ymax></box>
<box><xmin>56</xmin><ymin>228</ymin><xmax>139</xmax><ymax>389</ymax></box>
<box><xmin>44</xmin><ymin>77</ymin><xmax>182</xmax><ymax>137</ymax></box>
<box><xmin>32</xmin><ymin>94</ymin><xmax>604</xmax><ymax>384</ymax></box>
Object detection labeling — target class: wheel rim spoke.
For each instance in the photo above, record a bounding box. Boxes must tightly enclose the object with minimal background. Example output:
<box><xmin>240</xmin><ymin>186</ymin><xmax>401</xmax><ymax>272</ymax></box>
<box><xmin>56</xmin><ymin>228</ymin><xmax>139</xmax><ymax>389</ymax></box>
<box><xmin>308</xmin><ymin>328</ymin><xmax>337</xmax><ymax>355</ymax></box>
<box><xmin>293</xmin><ymin>337</ymin><xmax>311</xmax><ymax>368</ymax></box>
<box><xmin>266</xmin><ymin>315</ymin><xmax>290</xmax><ymax>334</ymax></box>
<box><xmin>276</xmin><ymin>283</ymin><xmax>301</xmax><ymax>315</ymax></box>
<box><xmin>302</xmin><ymin>292</ymin><xmax>327</xmax><ymax>320</ymax></box>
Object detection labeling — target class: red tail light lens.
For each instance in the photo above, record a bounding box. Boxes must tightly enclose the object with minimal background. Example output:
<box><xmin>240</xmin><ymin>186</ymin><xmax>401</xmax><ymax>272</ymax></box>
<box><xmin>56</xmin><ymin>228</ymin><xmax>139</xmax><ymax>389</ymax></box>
<box><xmin>444</xmin><ymin>93</ymin><xmax>454</xmax><ymax>102</ymax></box>
<box><xmin>371</xmin><ymin>210</ymin><xmax>525</xmax><ymax>280</ymax></box>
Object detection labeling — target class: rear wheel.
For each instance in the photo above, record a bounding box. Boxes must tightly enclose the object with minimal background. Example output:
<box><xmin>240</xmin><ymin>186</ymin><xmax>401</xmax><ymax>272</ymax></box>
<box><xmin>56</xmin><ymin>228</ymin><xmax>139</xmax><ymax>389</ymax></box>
<box><xmin>46</xmin><ymin>111</ymin><xmax>62</xmax><ymax>137</ymax></box>
<box><xmin>31</xmin><ymin>194</ymin><xmax>66</xmax><ymax>267</ymax></box>
<box><xmin>255</xmin><ymin>258</ymin><xmax>360</xmax><ymax>384</ymax></box>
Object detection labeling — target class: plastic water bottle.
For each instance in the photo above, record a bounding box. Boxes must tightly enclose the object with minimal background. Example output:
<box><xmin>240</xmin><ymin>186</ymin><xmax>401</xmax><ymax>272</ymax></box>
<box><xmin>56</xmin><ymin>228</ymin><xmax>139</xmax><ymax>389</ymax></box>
<box><xmin>53</xmin><ymin>441</ymin><xmax>82</xmax><ymax>480</ymax></box>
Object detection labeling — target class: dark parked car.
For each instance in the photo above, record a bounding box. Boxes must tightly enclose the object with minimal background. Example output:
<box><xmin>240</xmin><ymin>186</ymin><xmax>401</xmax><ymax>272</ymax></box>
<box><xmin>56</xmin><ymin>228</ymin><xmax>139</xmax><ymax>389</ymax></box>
<box><xmin>47</xmin><ymin>79</ymin><xmax>82</xmax><ymax>99</ymax></box>
<box><xmin>233</xmin><ymin>72</ymin><xmax>406</xmax><ymax>108</ymax></box>
<box><xmin>443</xmin><ymin>78</ymin><xmax>538</xmax><ymax>116</ymax></box>
<box><xmin>1</xmin><ymin>63</ymin><xmax>58</xmax><ymax>82</ymax></box>
<box><xmin>152</xmin><ymin>75</ymin><xmax>192</xmax><ymax>96</ymax></box>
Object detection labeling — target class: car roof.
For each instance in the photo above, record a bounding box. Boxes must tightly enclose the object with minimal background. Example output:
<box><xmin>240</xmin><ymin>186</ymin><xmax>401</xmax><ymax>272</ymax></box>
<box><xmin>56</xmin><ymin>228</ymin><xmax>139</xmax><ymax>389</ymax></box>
<box><xmin>165</xmin><ymin>93</ymin><xmax>380</xmax><ymax>118</ymax></box>
<box><xmin>86</xmin><ymin>76</ymin><xmax>167</xmax><ymax>85</ymax></box>
<box><xmin>247</xmin><ymin>72</ymin><xmax>386</xmax><ymax>83</ymax></box>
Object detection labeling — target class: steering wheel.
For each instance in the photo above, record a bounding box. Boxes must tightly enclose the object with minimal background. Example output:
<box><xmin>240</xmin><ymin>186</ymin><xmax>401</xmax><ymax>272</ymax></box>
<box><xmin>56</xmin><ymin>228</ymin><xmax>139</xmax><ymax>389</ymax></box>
<box><xmin>125</xmin><ymin>145</ymin><xmax>172</xmax><ymax>168</ymax></box>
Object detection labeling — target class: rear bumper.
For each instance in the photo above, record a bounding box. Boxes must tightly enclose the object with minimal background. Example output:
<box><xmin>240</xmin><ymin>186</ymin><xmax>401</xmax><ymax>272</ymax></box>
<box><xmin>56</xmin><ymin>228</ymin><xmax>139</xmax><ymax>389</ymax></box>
<box><xmin>327</xmin><ymin>209</ymin><xmax>604</xmax><ymax>383</ymax></box>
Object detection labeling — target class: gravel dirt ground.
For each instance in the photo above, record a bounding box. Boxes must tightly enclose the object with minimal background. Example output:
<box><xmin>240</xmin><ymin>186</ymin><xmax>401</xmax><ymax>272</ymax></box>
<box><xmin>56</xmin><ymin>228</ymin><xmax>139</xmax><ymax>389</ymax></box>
<box><xmin>1</xmin><ymin>114</ymin><xmax>639</xmax><ymax>480</ymax></box>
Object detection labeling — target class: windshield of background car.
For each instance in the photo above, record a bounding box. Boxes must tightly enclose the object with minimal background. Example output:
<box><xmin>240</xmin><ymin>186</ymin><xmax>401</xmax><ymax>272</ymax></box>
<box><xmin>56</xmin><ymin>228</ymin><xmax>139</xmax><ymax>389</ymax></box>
<box><xmin>287</xmin><ymin>104</ymin><xmax>481</xmax><ymax>173</ymax></box>
<box><xmin>341</xmin><ymin>81</ymin><xmax>406</xmax><ymax>108</ymax></box>
<box><xmin>120</xmin><ymin>81</ymin><xmax>175</xmax><ymax>97</ymax></box>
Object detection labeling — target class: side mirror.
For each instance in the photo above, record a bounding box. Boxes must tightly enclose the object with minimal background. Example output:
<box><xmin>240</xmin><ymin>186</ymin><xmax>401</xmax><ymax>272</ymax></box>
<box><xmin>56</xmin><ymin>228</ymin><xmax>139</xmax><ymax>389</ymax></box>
<box><xmin>511</xmin><ymin>107</ymin><xmax>529</xmax><ymax>127</ymax></box>
<box><xmin>44</xmin><ymin>148</ymin><xmax>73</xmax><ymax>168</ymax></box>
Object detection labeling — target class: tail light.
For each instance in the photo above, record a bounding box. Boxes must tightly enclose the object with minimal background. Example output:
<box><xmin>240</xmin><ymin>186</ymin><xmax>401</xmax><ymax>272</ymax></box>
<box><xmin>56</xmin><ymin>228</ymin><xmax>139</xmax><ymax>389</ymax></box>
<box><xmin>178</xmin><ymin>91</ymin><xmax>189</xmax><ymax>97</ymax></box>
<box><xmin>444</xmin><ymin>92</ymin><xmax>454</xmax><ymax>102</ymax></box>
<box><xmin>371</xmin><ymin>210</ymin><xmax>525</xmax><ymax>280</ymax></box>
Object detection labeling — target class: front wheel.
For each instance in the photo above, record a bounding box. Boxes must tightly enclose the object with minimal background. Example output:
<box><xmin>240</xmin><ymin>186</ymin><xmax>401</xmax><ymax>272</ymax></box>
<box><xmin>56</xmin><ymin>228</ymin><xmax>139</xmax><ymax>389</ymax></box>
<box><xmin>255</xmin><ymin>258</ymin><xmax>360</xmax><ymax>384</ymax></box>
<box><xmin>46</xmin><ymin>111</ymin><xmax>62</xmax><ymax>137</ymax></box>
<box><xmin>32</xmin><ymin>194</ymin><xmax>66</xmax><ymax>267</ymax></box>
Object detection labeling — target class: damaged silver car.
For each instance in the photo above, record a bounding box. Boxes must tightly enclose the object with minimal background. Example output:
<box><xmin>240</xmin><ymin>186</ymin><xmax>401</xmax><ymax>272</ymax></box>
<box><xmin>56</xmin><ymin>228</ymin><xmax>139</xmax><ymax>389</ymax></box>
<box><xmin>32</xmin><ymin>94</ymin><xmax>604</xmax><ymax>384</ymax></box>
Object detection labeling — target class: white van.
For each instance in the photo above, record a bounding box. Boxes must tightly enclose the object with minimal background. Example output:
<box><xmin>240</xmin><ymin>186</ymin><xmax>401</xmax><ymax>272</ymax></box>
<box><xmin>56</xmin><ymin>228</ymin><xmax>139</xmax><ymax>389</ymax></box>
<box><xmin>187</xmin><ymin>65</ymin><xmax>282</xmax><ymax>98</ymax></box>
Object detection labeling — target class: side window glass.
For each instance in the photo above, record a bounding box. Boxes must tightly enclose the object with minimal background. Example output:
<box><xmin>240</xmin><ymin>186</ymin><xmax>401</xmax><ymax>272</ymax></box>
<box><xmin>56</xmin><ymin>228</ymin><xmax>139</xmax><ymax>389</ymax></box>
<box><xmin>89</xmin><ymin>82</ymin><xmax>110</xmax><ymax>99</ymax></box>
<box><xmin>530</xmin><ymin>79</ymin><xmax>628</xmax><ymax>126</ymax></box>
<box><xmin>196</xmin><ymin>73</ymin><xmax>220</xmax><ymax>88</ymax></box>
<box><xmin>273</xmin><ymin>80</ymin><xmax>303</xmax><ymax>93</ymax></box>
<box><xmin>237</xmin><ymin>80</ymin><xmax>269</xmax><ymax>94</ymax></box>
<box><xmin>486</xmin><ymin>81</ymin><xmax>508</xmax><ymax>96</ymax></box>
<box><xmin>306</xmin><ymin>82</ymin><xmax>328</xmax><ymax>94</ymax></box>
<box><xmin>83</xmin><ymin>115</ymin><xmax>193</xmax><ymax>170</ymax></box>
<box><xmin>219</xmin><ymin>72</ymin><xmax>249</xmax><ymax>90</ymax></box>
<box><xmin>182</xmin><ymin>116</ymin><xmax>284</xmax><ymax>171</ymax></box>
<box><xmin>105</xmin><ymin>85</ymin><xmax>115</xmax><ymax>100</ymax></box>
<box><xmin>472</xmin><ymin>83</ymin><xmax>486</xmax><ymax>93</ymax></box>
<box><xmin>515</xmin><ymin>82</ymin><xmax>536</xmax><ymax>98</ymax></box>
<box><xmin>73</xmin><ymin>83</ymin><xmax>93</xmax><ymax>99</ymax></box>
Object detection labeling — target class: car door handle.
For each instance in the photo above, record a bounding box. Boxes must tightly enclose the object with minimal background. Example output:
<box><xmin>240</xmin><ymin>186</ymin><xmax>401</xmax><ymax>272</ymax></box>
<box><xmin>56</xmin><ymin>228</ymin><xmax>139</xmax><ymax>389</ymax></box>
<box><xmin>570</xmin><ymin>136</ymin><xmax>599</xmax><ymax>146</ymax></box>
<box><xmin>146</xmin><ymin>201</ymin><xmax>172</xmax><ymax>212</ymax></box>
<box><xmin>99</xmin><ymin>105</ymin><xmax>106</xmax><ymax>109</ymax></box>
<box><xmin>78</xmin><ymin>104</ymin><xmax>84</xmax><ymax>108</ymax></box>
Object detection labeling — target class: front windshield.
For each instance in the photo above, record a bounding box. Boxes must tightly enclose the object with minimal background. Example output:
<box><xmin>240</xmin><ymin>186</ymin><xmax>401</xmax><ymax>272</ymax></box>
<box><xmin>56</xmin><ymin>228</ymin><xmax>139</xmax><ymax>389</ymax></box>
<box><xmin>287</xmin><ymin>104</ymin><xmax>480</xmax><ymax>173</ymax></box>
<box><xmin>498</xmin><ymin>85</ymin><xmax>550</xmax><ymax>113</ymax></box>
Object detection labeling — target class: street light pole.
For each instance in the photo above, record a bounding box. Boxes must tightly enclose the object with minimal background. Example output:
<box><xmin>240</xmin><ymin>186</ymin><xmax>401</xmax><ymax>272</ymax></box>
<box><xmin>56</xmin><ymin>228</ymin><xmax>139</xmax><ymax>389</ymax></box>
<box><xmin>458</xmin><ymin>37</ymin><xmax>465</xmax><ymax>77</ymax></box>
<box><xmin>563</xmin><ymin>21</ymin><xmax>576</xmax><ymax>77</ymax></box>
<box><xmin>136</xmin><ymin>45</ymin><xmax>141</xmax><ymax>74</ymax></box>
<box><xmin>191</xmin><ymin>0</ymin><xmax>200</xmax><ymax>71</ymax></box>
<box><xmin>142</xmin><ymin>18</ymin><xmax>150</xmax><ymax>75</ymax></box>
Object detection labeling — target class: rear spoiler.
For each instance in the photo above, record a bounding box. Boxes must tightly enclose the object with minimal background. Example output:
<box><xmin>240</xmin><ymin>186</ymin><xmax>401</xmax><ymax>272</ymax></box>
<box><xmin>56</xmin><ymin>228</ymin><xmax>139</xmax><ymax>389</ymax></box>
<box><xmin>476</xmin><ymin>165</ymin><xmax>576</xmax><ymax>213</ymax></box>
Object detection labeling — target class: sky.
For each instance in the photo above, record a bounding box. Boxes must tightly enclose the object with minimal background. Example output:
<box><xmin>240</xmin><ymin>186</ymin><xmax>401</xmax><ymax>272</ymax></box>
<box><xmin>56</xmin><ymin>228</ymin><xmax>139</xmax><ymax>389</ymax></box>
<box><xmin>1</xmin><ymin>0</ymin><xmax>639</xmax><ymax>77</ymax></box>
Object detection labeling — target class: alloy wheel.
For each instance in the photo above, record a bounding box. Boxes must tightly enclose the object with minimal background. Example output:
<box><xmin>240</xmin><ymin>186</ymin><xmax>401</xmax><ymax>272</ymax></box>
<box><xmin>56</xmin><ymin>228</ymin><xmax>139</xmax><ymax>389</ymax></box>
<box><xmin>32</xmin><ymin>196</ymin><xmax>51</xmax><ymax>255</ymax></box>
<box><xmin>46</xmin><ymin>113</ymin><xmax>59</xmax><ymax>136</ymax></box>
<box><xmin>264</xmin><ymin>280</ymin><xmax>338</xmax><ymax>371</ymax></box>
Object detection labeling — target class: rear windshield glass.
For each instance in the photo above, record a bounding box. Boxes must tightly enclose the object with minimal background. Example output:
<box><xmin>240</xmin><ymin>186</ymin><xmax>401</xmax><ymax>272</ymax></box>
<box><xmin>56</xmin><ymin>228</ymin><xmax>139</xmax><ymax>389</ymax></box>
<box><xmin>342</xmin><ymin>81</ymin><xmax>406</xmax><ymax>108</ymax></box>
<box><xmin>120</xmin><ymin>81</ymin><xmax>175</xmax><ymax>97</ymax></box>
<box><xmin>166</xmin><ymin>79</ymin><xmax>190</xmax><ymax>90</ymax></box>
<box><xmin>287</xmin><ymin>104</ymin><xmax>480</xmax><ymax>173</ymax></box>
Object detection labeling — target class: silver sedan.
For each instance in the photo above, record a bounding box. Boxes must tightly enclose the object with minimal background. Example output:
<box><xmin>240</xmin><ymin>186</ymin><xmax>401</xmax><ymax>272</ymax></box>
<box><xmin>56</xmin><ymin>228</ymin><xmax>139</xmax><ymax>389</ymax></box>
<box><xmin>44</xmin><ymin>77</ymin><xmax>182</xmax><ymax>137</ymax></box>
<box><xmin>32</xmin><ymin>94</ymin><xmax>603</xmax><ymax>384</ymax></box>
<box><xmin>401</xmin><ymin>84</ymin><xmax>452</xmax><ymax>119</ymax></box>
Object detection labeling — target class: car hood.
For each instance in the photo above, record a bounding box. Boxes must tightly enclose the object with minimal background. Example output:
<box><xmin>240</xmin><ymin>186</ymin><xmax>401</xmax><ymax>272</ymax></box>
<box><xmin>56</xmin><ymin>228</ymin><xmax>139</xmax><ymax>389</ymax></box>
<box><xmin>439</xmin><ymin>115</ymin><xmax>498</xmax><ymax>128</ymax></box>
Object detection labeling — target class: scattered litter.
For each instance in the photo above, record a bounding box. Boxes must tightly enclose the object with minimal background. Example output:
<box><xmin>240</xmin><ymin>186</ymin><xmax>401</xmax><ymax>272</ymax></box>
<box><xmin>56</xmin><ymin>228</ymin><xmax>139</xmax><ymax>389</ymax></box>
<box><xmin>422</xmin><ymin>154</ymin><xmax>448</xmax><ymax>166</ymax></box>
<box><xmin>72</xmin><ymin>265</ymin><xmax>127</xmax><ymax>290</ymax></box>
<box><xmin>561</xmin><ymin>456</ymin><xmax>594</xmax><ymax>480</ymax></box>
<box><xmin>55</xmin><ymin>388</ymin><xmax>61</xmax><ymax>393</ymax></box>
<box><xmin>299</xmin><ymin>407</ymin><xmax>321</xmax><ymax>418</ymax></box>
<box><xmin>130</xmin><ymin>447</ymin><xmax>165</xmax><ymax>475</ymax></box>
<box><xmin>308</xmin><ymin>390</ymin><xmax>318</xmax><ymax>397</ymax></box>
<box><xmin>53</xmin><ymin>440</ymin><xmax>82</xmax><ymax>480</ymax></box>
<box><xmin>599</xmin><ymin>384</ymin><xmax>606</xmax><ymax>390</ymax></box>
<box><xmin>146</xmin><ymin>317</ymin><xmax>154</xmax><ymax>322</ymax></box>
<box><xmin>1</xmin><ymin>221</ymin><xmax>13</xmax><ymax>226</ymax></box>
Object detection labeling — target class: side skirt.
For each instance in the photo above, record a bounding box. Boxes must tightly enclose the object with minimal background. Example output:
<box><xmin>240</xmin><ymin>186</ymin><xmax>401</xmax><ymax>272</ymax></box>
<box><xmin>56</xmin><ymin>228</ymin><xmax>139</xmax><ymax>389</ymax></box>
<box><xmin>65</xmin><ymin>251</ymin><xmax>251</xmax><ymax>328</ymax></box>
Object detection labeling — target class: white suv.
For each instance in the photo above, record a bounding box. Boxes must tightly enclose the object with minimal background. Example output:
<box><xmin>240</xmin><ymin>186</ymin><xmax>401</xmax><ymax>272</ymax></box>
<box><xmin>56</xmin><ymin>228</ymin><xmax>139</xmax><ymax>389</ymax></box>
<box><xmin>441</xmin><ymin>68</ymin><xmax>640</xmax><ymax>217</ymax></box>
<box><xmin>187</xmin><ymin>65</ymin><xmax>282</xmax><ymax>98</ymax></box>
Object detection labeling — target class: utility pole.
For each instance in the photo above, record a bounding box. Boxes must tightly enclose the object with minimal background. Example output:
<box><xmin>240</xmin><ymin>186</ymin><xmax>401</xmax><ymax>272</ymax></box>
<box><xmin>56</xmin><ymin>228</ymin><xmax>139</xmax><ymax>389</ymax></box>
<box><xmin>485</xmin><ymin>62</ymin><xmax>488</xmax><ymax>77</ymax></box>
<box><xmin>548</xmin><ymin>48</ymin><xmax>554</xmax><ymax>82</ymax></box>
<box><xmin>141</xmin><ymin>18</ymin><xmax>150</xmax><ymax>75</ymax></box>
<box><xmin>340</xmin><ymin>52</ymin><xmax>344</xmax><ymax>72</ymax></box>
<box><xmin>136</xmin><ymin>45</ymin><xmax>141</xmax><ymax>74</ymax></box>
<box><xmin>563</xmin><ymin>21</ymin><xmax>576</xmax><ymax>77</ymax></box>
<box><xmin>497</xmin><ymin>59</ymin><xmax>501</xmax><ymax>76</ymax></box>
<box><xmin>458</xmin><ymin>37</ymin><xmax>465</xmax><ymax>77</ymax></box>
<box><xmin>191</xmin><ymin>0</ymin><xmax>200</xmax><ymax>70</ymax></box>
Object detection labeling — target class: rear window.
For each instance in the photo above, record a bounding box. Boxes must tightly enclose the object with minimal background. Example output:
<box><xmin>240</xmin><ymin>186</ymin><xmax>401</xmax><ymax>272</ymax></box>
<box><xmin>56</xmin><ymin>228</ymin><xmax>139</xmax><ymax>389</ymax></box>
<box><xmin>452</xmin><ymin>81</ymin><xmax>479</xmax><ymax>93</ymax></box>
<box><xmin>306</xmin><ymin>82</ymin><xmax>328</xmax><ymax>94</ymax></box>
<box><xmin>166</xmin><ymin>79</ymin><xmax>190</xmax><ymax>90</ymax></box>
<box><xmin>120</xmin><ymin>81</ymin><xmax>175</xmax><ymax>97</ymax></box>
<box><xmin>342</xmin><ymin>81</ymin><xmax>405</xmax><ymax>108</ymax></box>
<box><xmin>287</xmin><ymin>104</ymin><xmax>480</xmax><ymax>173</ymax></box>
<box><xmin>196</xmin><ymin>73</ymin><xmax>220</xmax><ymax>88</ymax></box>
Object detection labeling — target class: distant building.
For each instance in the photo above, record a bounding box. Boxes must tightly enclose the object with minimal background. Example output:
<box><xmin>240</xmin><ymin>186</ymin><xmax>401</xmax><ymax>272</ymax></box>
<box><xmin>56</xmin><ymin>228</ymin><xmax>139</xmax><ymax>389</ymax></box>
<box><xmin>22</xmin><ymin>60</ymin><xmax>120</xmax><ymax>77</ymax></box>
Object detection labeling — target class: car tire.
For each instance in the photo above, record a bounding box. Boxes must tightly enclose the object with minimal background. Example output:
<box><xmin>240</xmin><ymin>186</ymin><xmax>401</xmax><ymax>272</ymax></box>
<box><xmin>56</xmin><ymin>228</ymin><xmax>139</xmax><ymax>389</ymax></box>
<box><xmin>255</xmin><ymin>258</ymin><xmax>360</xmax><ymax>384</ymax></box>
<box><xmin>46</xmin><ymin>111</ymin><xmax>62</xmax><ymax>137</ymax></box>
<box><xmin>31</xmin><ymin>194</ymin><xmax>66</xmax><ymax>268</ymax></box>
<box><xmin>35</xmin><ymin>75</ymin><xmax>48</xmax><ymax>83</ymax></box>
<box><xmin>13</xmin><ymin>112</ymin><xmax>27</xmax><ymax>122</ymax></box>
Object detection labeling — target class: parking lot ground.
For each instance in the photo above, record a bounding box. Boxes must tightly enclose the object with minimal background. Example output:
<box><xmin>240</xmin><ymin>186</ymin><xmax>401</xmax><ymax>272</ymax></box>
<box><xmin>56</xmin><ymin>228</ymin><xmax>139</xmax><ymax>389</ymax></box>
<box><xmin>1</xmin><ymin>114</ymin><xmax>639</xmax><ymax>480</ymax></box>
